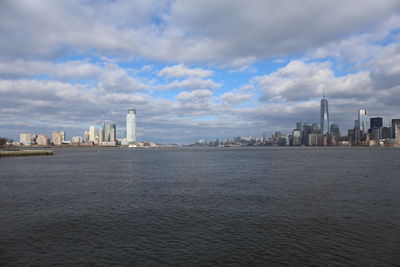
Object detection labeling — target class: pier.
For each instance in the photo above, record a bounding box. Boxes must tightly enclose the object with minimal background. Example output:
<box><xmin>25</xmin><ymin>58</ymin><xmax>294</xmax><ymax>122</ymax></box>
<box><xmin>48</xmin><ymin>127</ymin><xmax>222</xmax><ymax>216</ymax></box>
<box><xmin>0</xmin><ymin>150</ymin><xmax>53</xmax><ymax>157</ymax></box>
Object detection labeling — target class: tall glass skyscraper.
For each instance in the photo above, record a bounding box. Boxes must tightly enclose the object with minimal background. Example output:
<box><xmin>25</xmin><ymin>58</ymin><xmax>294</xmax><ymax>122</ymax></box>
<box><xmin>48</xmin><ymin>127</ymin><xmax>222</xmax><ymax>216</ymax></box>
<box><xmin>102</xmin><ymin>123</ymin><xmax>116</xmax><ymax>142</ymax></box>
<box><xmin>126</xmin><ymin>109</ymin><xmax>136</xmax><ymax>143</ymax></box>
<box><xmin>320</xmin><ymin>94</ymin><xmax>329</xmax><ymax>135</ymax></box>
<box><xmin>358</xmin><ymin>109</ymin><xmax>369</xmax><ymax>134</ymax></box>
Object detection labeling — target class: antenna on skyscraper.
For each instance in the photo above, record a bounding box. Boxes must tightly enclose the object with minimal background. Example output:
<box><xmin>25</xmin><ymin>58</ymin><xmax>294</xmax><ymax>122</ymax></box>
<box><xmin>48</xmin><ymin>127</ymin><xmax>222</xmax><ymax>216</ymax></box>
<box><xmin>323</xmin><ymin>88</ymin><xmax>325</xmax><ymax>99</ymax></box>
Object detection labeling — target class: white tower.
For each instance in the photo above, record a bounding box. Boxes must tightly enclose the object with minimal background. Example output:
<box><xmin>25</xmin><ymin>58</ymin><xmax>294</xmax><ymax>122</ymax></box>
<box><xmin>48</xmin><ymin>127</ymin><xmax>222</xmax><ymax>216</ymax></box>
<box><xmin>89</xmin><ymin>126</ymin><xmax>95</xmax><ymax>142</ymax></box>
<box><xmin>126</xmin><ymin>109</ymin><xmax>136</xmax><ymax>143</ymax></box>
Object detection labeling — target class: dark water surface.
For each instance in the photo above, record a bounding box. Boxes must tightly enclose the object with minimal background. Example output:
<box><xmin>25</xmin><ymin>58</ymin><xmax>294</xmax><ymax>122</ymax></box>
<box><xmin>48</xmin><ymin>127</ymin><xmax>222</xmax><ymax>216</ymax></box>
<box><xmin>1</xmin><ymin>147</ymin><xmax>400</xmax><ymax>266</ymax></box>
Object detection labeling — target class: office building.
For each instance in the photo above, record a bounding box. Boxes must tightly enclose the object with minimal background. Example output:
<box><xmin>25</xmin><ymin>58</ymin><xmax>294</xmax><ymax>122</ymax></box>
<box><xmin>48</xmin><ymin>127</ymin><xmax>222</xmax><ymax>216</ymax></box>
<box><xmin>84</xmin><ymin>131</ymin><xmax>90</xmax><ymax>142</ymax></box>
<box><xmin>370</xmin><ymin>117</ymin><xmax>383</xmax><ymax>129</ymax></box>
<box><xmin>126</xmin><ymin>109</ymin><xmax>137</xmax><ymax>144</ymax></box>
<box><xmin>358</xmin><ymin>109</ymin><xmax>369</xmax><ymax>134</ymax></box>
<box><xmin>392</xmin><ymin>119</ymin><xmax>400</xmax><ymax>139</ymax></box>
<box><xmin>98</xmin><ymin>128</ymin><xmax>103</xmax><ymax>144</ymax></box>
<box><xmin>71</xmin><ymin>136</ymin><xmax>82</xmax><ymax>143</ymax></box>
<box><xmin>102</xmin><ymin>123</ymin><xmax>116</xmax><ymax>142</ymax></box>
<box><xmin>20</xmin><ymin>134</ymin><xmax>32</xmax><ymax>146</ymax></box>
<box><xmin>35</xmin><ymin>134</ymin><xmax>48</xmax><ymax>146</ymax></box>
<box><xmin>370</xmin><ymin>117</ymin><xmax>383</xmax><ymax>140</ymax></box>
<box><xmin>52</xmin><ymin>131</ymin><xmax>63</xmax><ymax>145</ymax></box>
<box><xmin>320</xmin><ymin>92</ymin><xmax>329</xmax><ymax>134</ymax></box>
<box><xmin>89</xmin><ymin>126</ymin><xmax>96</xmax><ymax>142</ymax></box>
<box><xmin>382</xmin><ymin>127</ymin><xmax>392</xmax><ymax>140</ymax></box>
<box><xmin>292</xmin><ymin>129</ymin><xmax>301</xmax><ymax>146</ymax></box>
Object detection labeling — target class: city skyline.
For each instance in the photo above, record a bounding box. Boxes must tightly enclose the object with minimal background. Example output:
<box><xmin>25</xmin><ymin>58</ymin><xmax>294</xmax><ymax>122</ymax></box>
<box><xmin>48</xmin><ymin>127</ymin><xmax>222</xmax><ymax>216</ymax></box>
<box><xmin>1</xmin><ymin>1</ymin><xmax>400</xmax><ymax>143</ymax></box>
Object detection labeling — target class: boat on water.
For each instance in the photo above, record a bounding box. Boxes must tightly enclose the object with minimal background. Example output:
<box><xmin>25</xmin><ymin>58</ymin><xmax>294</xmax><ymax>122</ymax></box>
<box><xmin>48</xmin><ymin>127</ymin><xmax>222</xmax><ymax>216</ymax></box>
<box><xmin>128</xmin><ymin>144</ymin><xmax>137</xmax><ymax>148</ymax></box>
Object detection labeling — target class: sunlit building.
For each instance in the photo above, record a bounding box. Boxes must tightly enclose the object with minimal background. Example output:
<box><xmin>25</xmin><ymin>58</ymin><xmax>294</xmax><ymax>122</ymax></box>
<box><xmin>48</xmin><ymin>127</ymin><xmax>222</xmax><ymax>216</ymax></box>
<box><xmin>358</xmin><ymin>109</ymin><xmax>369</xmax><ymax>134</ymax></box>
<box><xmin>20</xmin><ymin>134</ymin><xmax>32</xmax><ymax>146</ymax></box>
<box><xmin>320</xmin><ymin>93</ymin><xmax>329</xmax><ymax>135</ymax></box>
<box><xmin>126</xmin><ymin>109</ymin><xmax>137</xmax><ymax>144</ymax></box>
<box><xmin>52</xmin><ymin>131</ymin><xmax>63</xmax><ymax>145</ymax></box>
<box><xmin>35</xmin><ymin>134</ymin><xmax>48</xmax><ymax>146</ymax></box>
<box><xmin>102</xmin><ymin>123</ymin><xmax>116</xmax><ymax>142</ymax></box>
<box><xmin>89</xmin><ymin>126</ymin><xmax>95</xmax><ymax>142</ymax></box>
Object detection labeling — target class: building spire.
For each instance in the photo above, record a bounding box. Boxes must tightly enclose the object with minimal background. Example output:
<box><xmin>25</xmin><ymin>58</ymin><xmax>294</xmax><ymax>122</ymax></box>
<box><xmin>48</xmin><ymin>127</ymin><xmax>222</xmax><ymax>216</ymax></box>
<box><xmin>323</xmin><ymin>88</ymin><xmax>325</xmax><ymax>99</ymax></box>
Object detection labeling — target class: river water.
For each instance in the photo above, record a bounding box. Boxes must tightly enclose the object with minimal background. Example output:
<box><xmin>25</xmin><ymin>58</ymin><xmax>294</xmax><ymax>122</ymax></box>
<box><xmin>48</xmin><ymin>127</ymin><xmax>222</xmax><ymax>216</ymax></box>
<box><xmin>1</xmin><ymin>147</ymin><xmax>400</xmax><ymax>266</ymax></box>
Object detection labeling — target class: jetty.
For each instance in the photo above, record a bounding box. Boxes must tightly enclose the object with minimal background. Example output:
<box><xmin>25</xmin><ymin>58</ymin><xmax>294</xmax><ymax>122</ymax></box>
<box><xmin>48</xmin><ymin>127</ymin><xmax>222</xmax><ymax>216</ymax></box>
<box><xmin>0</xmin><ymin>150</ymin><xmax>53</xmax><ymax>157</ymax></box>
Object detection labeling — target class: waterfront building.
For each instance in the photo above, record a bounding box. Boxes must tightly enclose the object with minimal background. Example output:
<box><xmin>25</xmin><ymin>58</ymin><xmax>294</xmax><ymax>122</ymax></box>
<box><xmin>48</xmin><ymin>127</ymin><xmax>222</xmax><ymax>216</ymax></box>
<box><xmin>20</xmin><ymin>134</ymin><xmax>32</xmax><ymax>146</ymax></box>
<box><xmin>353</xmin><ymin>127</ymin><xmax>361</xmax><ymax>144</ymax></box>
<box><xmin>392</xmin><ymin>119</ymin><xmax>400</xmax><ymax>139</ymax></box>
<box><xmin>302</xmin><ymin>123</ymin><xmax>313</xmax><ymax>145</ymax></box>
<box><xmin>98</xmin><ymin>128</ymin><xmax>103</xmax><ymax>144</ymax></box>
<box><xmin>296</xmin><ymin>122</ymin><xmax>305</xmax><ymax>134</ymax></box>
<box><xmin>358</xmin><ymin>109</ymin><xmax>369</xmax><ymax>134</ymax></box>
<box><xmin>370</xmin><ymin>117</ymin><xmax>383</xmax><ymax>140</ymax></box>
<box><xmin>330</xmin><ymin>124</ymin><xmax>340</xmax><ymax>141</ymax></box>
<box><xmin>292</xmin><ymin>129</ymin><xmax>301</xmax><ymax>146</ymax></box>
<box><xmin>126</xmin><ymin>108</ymin><xmax>137</xmax><ymax>144</ymax></box>
<box><xmin>60</xmin><ymin>130</ymin><xmax>65</xmax><ymax>143</ymax></box>
<box><xmin>370</xmin><ymin>117</ymin><xmax>383</xmax><ymax>130</ymax></box>
<box><xmin>102</xmin><ymin>123</ymin><xmax>116</xmax><ymax>142</ymax></box>
<box><xmin>320</xmin><ymin>93</ymin><xmax>329</xmax><ymax>135</ymax></box>
<box><xmin>84</xmin><ymin>131</ymin><xmax>90</xmax><ymax>142</ymax></box>
<box><xmin>71</xmin><ymin>136</ymin><xmax>82</xmax><ymax>143</ymax></box>
<box><xmin>307</xmin><ymin>133</ymin><xmax>321</xmax><ymax>146</ymax></box>
<box><xmin>382</xmin><ymin>127</ymin><xmax>391</xmax><ymax>140</ymax></box>
<box><xmin>35</xmin><ymin>134</ymin><xmax>48</xmax><ymax>146</ymax></box>
<box><xmin>89</xmin><ymin>126</ymin><xmax>95</xmax><ymax>142</ymax></box>
<box><xmin>52</xmin><ymin>131</ymin><xmax>63</xmax><ymax>145</ymax></box>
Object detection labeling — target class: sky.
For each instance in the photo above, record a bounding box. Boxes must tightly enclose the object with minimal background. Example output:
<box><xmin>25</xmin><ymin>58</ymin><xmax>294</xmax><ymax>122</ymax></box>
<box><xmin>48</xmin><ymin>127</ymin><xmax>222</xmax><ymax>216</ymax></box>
<box><xmin>1</xmin><ymin>0</ymin><xmax>400</xmax><ymax>144</ymax></box>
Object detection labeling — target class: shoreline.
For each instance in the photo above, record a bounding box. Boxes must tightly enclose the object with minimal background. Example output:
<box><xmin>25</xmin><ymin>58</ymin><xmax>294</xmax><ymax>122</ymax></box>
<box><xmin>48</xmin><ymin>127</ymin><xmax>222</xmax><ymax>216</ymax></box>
<box><xmin>0</xmin><ymin>150</ymin><xmax>53</xmax><ymax>157</ymax></box>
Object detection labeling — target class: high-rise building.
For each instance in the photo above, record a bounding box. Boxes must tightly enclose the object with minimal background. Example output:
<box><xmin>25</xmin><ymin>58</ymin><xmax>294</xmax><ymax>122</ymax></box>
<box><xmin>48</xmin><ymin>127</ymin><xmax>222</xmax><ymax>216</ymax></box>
<box><xmin>60</xmin><ymin>130</ymin><xmax>65</xmax><ymax>143</ymax></box>
<box><xmin>98</xmin><ymin>128</ymin><xmax>103</xmax><ymax>144</ymax></box>
<box><xmin>52</xmin><ymin>131</ymin><xmax>63</xmax><ymax>145</ymax></box>
<box><xmin>370</xmin><ymin>117</ymin><xmax>383</xmax><ymax>129</ymax></box>
<box><xmin>35</xmin><ymin>134</ymin><xmax>48</xmax><ymax>146</ymax></box>
<box><xmin>126</xmin><ymin>109</ymin><xmax>137</xmax><ymax>144</ymax></box>
<box><xmin>320</xmin><ymin>92</ymin><xmax>329</xmax><ymax>135</ymax></box>
<box><xmin>103</xmin><ymin>123</ymin><xmax>116</xmax><ymax>142</ymax></box>
<box><xmin>358</xmin><ymin>109</ymin><xmax>369</xmax><ymax>134</ymax></box>
<box><xmin>20</xmin><ymin>134</ymin><xmax>32</xmax><ymax>146</ymax></box>
<box><xmin>84</xmin><ymin>131</ymin><xmax>90</xmax><ymax>142</ymax></box>
<box><xmin>89</xmin><ymin>126</ymin><xmax>95</xmax><ymax>142</ymax></box>
<box><xmin>292</xmin><ymin>129</ymin><xmax>301</xmax><ymax>146</ymax></box>
<box><xmin>391</xmin><ymin>119</ymin><xmax>400</xmax><ymax>139</ymax></box>
<box><xmin>330</xmin><ymin>124</ymin><xmax>340</xmax><ymax>143</ymax></box>
<box><xmin>370</xmin><ymin>117</ymin><xmax>383</xmax><ymax>140</ymax></box>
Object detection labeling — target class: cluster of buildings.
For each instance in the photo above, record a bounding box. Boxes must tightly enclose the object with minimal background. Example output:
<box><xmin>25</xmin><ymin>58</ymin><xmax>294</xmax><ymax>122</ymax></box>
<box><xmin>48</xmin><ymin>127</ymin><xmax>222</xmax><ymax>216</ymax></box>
<box><xmin>270</xmin><ymin>96</ymin><xmax>400</xmax><ymax>146</ymax></box>
<box><xmin>194</xmin><ymin>94</ymin><xmax>400</xmax><ymax>147</ymax></box>
<box><xmin>19</xmin><ymin>109</ymin><xmax>139</xmax><ymax>147</ymax></box>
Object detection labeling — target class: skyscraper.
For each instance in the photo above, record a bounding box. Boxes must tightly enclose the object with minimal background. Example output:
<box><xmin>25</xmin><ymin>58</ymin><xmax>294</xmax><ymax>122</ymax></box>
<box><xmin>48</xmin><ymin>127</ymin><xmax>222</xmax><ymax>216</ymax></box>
<box><xmin>370</xmin><ymin>117</ymin><xmax>383</xmax><ymax>140</ymax></box>
<box><xmin>320</xmin><ymin>91</ymin><xmax>329</xmax><ymax>134</ymax></box>
<box><xmin>126</xmin><ymin>108</ymin><xmax>136</xmax><ymax>143</ymax></box>
<box><xmin>358</xmin><ymin>109</ymin><xmax>369</xmax><ymax>134</ymax></box>
<box><xmin>89</xmin><ymin>126</ymin><xmax>95</xmax><ymax>142</ymax></box>
<box><xmin>103</xmin><ymin>123</ymin><xmax>116</xmax><ymax>142</ymax></box>
<box><xmin>391</xmin><ymin>119</ymin><xmax>400</xmax><ymax>139</ymax></box>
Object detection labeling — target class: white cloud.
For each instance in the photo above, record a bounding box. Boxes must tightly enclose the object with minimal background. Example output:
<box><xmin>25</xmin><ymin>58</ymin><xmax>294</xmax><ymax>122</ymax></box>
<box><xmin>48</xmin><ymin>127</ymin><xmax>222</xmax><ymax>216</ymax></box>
<box><xmin>1</xmin><ymin>0</ymin><xmax>399</xmax><ymax>64</ymax></box>
<box><xmin>160</xmin><ymin>77</ymin><xmax>221</xmax><ymax>90</ymax></box>
<box><xmin>220</xmin><ymin>91</ymin><xmax>253</xmax><ymax>105</ymax></box>
<box><xmin>158</xmin><ymin>64</ymin><xmax>214</xmax><ymax>78</ymax></box>
<box><xmin>177</xmin><ymin>89</ymin><xmax>213</xmax><ymax>103</ymax></box>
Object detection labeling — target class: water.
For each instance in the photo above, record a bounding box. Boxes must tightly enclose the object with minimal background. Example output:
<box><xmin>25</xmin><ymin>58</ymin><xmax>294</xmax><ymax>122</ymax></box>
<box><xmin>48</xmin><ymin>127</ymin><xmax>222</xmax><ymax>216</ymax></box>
<box><xmin>1</xmin><ymin>147</ymin><xmax>400</xmax><ymax>266</ymax></box>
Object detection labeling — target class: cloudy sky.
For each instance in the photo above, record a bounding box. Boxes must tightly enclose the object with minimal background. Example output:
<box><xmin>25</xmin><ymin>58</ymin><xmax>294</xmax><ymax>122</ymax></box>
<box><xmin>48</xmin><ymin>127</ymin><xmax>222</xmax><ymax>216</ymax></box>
<box><xmin>1</xmin><ymin>0</ymin><xmax>400</xmax><ymax>143</ymax></box>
